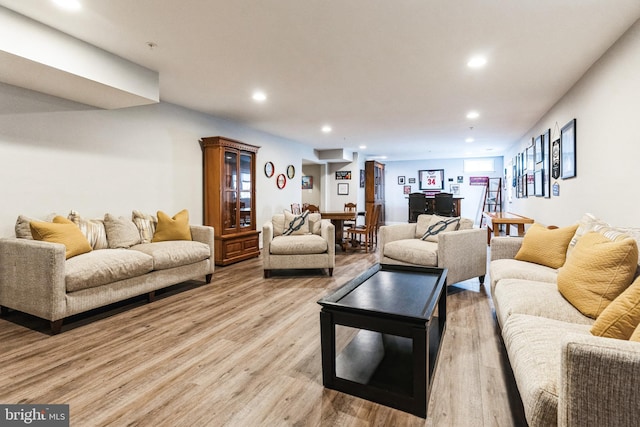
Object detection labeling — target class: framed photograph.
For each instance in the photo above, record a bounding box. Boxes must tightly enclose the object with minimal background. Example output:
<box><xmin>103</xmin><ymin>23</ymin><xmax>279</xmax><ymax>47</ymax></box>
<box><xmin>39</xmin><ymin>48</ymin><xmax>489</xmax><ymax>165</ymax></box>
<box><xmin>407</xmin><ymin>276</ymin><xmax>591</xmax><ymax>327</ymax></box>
<box><xmin>419</xmin><ymin>169</ymin><xmax>445</xmax><ymax>190</ymax></box>
<box><xmin>398</xmin><ymin>176</ymin><xmax>405</xmax><ymax>185</ymax></box>
<box><xmin>543</xmin><ymin>128</ymin><xmax>551</xmax><ymax>198</ymax></box>
<box><xmin>526</xmin><ymin>145</ymin><xmax>535</xmax><ymax>171</ymax></box>
<box><xmin>359</xmin><ymin>169</ymin><xmax>365</xmax><ymax>188</ymax></box>
<box><xmin>337</xmin><ymin>183</ymin><xmax>349</xmax><ymax>195</ymax></box>
<box><xmin>335</xmin><ymin>170</ymin><xmax>351</xmax><ymax>180</ymax></box>
<box><xmin>408</xmin><ymin>177</ymin><xmax>416</xmax><ymax>184</ymax></box>
<box><xmin>561</xmin><ymin>118</ymin><xmax>576</xmax><ymax>179</ymax></box>
<box><xmin>403</xmin><ymin>185</ymin><xmax>411</xmax><ymax>194</ymax></box>
<box><xmin>552</xmin><ymin>138</ymin><xmax>561</xmax><ymax>179</ymax></box>
<box><xmin>450</xmin><ymin>184</ymin><xmax>460</xmax><ymax>195</ymax></box>
<box><xmin>534</xmin><ymin>170</ymin><xmax>544</xmax><ymax>196</ymax></box>
<box><xmin>301</xmin><ymin>175</ymin><xmax>313</xmax><ymax>190</ymax></box>
<box><xmin>534</xmin><ymin>135</ymin><xmax>543</xmax><ymax>164</ymax></box>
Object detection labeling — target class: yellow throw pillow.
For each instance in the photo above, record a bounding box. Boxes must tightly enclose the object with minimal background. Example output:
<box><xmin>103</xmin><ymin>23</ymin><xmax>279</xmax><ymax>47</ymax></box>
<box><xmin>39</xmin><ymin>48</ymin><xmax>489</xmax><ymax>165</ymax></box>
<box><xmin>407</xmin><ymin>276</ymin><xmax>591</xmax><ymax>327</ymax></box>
<box><xmin>591</xmin><ymin>276</ymin><xmax>640</xmax><ymax>339</ymax></box>
<box><xmin>30</xmin><ymin>216</ymin><xmax>92</xmax><ymax>259</ymax></box>
<box><xmin>152</xmin><ymin>209</ymin><xmax>192</xmax><ymax>242</ymax></box>
<box><xmin>514</xmin><ymin>222</ymin><xmax>579</xmax><ymax>269</ymax></box>
<box><xmin>558</xmin><ymin>232</ymin><xmax>638</xmax><ymax>319</ymax></box>
<box><xmin>630</xmin><ymin>323</ymin><xmax>640</xmax><ymax>342</ymax></box>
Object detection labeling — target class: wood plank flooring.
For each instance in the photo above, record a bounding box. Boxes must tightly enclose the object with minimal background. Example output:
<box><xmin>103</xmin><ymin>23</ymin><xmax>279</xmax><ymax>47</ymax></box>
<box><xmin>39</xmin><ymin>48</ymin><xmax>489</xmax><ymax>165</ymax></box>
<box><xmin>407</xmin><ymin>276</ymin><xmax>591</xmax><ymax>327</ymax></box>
<box><xmin>0</xmin><ymin>249</ymin><xmax>526</xmax><ymax>426</ymax></box>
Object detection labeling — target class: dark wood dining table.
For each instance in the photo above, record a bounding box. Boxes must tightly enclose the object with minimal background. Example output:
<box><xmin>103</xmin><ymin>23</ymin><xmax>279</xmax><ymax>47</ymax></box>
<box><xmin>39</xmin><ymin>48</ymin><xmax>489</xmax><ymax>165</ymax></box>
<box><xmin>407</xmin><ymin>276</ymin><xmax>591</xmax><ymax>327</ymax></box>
<box><xmin>320</xmin><ymin>211</ymin><xmax>357</xmax><ymax>250</ymax></box>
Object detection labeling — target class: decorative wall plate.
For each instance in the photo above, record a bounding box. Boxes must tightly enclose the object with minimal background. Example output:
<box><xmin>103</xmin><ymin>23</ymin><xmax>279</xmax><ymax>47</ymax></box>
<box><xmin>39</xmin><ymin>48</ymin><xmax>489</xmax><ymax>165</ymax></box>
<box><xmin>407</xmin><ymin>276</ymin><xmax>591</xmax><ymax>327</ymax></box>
<box><xmin>287</xmin><ymin>164</ymin><xmax>295</xmax><ymax>179</ymax></box>
<box><xmin>276</xmin><ymin>173</ymin><xmax>286</xmax><ymax>189</ymax></box>
<box><xmin>264</xmin><ymin>161</ymin><xmax>274</xmax><ymax>178</ymax></box>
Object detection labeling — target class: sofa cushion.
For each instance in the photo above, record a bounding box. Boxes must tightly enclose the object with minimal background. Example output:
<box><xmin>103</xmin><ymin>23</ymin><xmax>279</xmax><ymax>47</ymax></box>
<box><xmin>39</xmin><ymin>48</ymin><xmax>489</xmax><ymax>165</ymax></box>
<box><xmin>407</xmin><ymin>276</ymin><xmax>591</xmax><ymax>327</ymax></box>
<box><xmin>558</xmin><ymin>232</ymin><xmax>638</xmax><ymax>319</ymax></box>
<box><xmin>502</xmin><ymin>314</ymin><xmax>592</xmax><ymax>427</ymax></box>
<box><xmin>130</xmin><ymin>241</ymin><xmax>211</xmax><ymax>270</ymax></box>
<box><xmin>383</xmin><ymin>239</ymin><xmax>438</xmax><ymax>266</ymax></box>
<box><xmin>269</xmin><ymin>235</ymin><xmax>328</xmax><ymax>255</ymax></box>
<box><xmin>104</xmin><ymin>213</ymin><xmax>141</xmax><ymax>248</ymax></box>
<box><xmin>15</xmin><ymin>213</ymin><xmax>57</xmax><ymax>239</ymax></box>
<box><xmin>420</xmin><ymin>216</ymin><xmax>460</xmax><ymax>242</ymax></box>
<box><xmin>65</xmin><ymin>249</ymin><xmax>153</xmax><ymax>292</ymax></box>
<box><xmin>283</xmin><ymin>210</ymin><xmax>310</xmax><ymax>235</ymax></box>
<box><xmin>514</xmin><ymin>223</ymin><xmax>578</xmax><ymax>269</ymax></box>
<box><xmin>132</xmin><ymin>210</ymin><xmax>157</xmax><ymax>244</ymax></box>
<box><xmin>68</xmin><ymin>210</ymin><xmax>109</xmax><ymax>250</ymax></box>
<box><xmin>415</xmin><ymin>214</ymin><xmax>435</xmax><ymax>239</ymax></box>
<box><xmin>631</xmin><ymin>323</ymin><xmax>640</xmax><ymax>342</ymax></box>
<box><xmin>489</xmin><ymin>258</ymin><xmax>557</xmax><ymax>294</ymax></box>
<box><xmin>307</xmin><ymin>213</ymin><xmax>322</xmax><ymax>235</ymax></box>
<box><xmin>152</xmin><ymin>209</ymin><xmax>192</xmax><ymax>242</ymax></box>
<box><xmin>591</xmin><ymin>275</ymin><xmax>640</xmax><ymax>340</ymax></box>
<box><xmin>567</xmin><ymin>213</ymin><xmax>609</xmax><ymax>256</ymax></box>
<box><xmin>493</xmin><ymin>279</ymin><xmax>593</xmax><ymax>327</ymax></box>
<box><xmin>30</xmin><ymin>216</ymin><xmax>93</xmax><ymax>260</ymax></box>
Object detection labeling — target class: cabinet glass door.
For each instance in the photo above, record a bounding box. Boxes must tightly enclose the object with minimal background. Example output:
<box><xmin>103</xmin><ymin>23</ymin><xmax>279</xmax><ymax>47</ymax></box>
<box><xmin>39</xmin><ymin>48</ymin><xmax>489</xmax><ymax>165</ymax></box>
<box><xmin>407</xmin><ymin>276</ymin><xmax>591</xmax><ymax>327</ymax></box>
<box><xmin>223</xmin><ymin>150</ymin><xmax>238</xmax><ymax>231</ymax></box>
<box><xmin>239</xmin><ymin>153</ymin><xmax>252</xmax><ymax>229</ymax></box>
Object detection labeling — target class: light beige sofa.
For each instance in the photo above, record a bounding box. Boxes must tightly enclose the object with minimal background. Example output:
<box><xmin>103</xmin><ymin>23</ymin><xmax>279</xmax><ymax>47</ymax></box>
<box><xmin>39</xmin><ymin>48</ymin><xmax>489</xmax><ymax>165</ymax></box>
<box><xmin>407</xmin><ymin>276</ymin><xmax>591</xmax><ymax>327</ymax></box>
<box><xmin>0</xmin><ymin>215</ymin><xmax>214</xmax><ymax>334</ymax></box>
<box><xmin>490</xmin><ymin>227</ymin><xmax>640</xmax><ymax>427</ymax></box>
<box><xmin>378</xmin><ymin>214</ymin><xmax>486</xmax><ymax>285</ymax></box>
<box><xmin>263</xmin><ymin>212</ymin><xmax>335</xmax><ymax>277</ymax></box>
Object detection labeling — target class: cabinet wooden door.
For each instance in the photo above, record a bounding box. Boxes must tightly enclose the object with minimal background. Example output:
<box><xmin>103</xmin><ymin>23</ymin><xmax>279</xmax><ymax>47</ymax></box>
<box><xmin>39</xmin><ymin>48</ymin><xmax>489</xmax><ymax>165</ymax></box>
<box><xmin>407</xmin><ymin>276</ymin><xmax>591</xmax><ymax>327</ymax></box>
<box><xmin>200</xmin><ymin>136</ymin><xmax>260</xmax><ymax>266</ymax></box>
<box><xmin>365</xmin><ymin>160</ymin><xmax>385</xmax><ymax>225</ymax></box>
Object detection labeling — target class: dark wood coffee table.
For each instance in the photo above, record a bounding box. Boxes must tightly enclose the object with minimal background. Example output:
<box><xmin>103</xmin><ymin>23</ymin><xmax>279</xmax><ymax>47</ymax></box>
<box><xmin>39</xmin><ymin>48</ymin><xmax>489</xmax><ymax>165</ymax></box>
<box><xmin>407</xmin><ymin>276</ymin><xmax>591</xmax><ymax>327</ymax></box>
<box><xmin>318</xmin><ymin>263</ymin><xmax>447</xmax><ymax>418</ymax></box>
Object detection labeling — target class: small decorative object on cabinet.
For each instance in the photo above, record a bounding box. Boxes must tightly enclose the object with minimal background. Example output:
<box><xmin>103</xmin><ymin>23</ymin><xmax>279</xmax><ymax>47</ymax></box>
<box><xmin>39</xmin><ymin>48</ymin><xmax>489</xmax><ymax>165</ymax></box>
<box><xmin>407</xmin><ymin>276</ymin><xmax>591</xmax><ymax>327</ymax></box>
<box><xmin>200</xmin><ymin>136</ymin><xmax>260</xmax><ymax>266</ymax></box>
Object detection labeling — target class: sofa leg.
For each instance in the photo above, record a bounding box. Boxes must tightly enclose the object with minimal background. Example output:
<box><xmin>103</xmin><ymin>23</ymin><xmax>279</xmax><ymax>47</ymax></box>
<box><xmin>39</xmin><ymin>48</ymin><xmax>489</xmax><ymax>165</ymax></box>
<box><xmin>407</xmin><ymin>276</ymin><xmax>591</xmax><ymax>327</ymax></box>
<box><xmin>205</xmin><ymin>273</ymin><xmax>213</xmax><ymax>284</ymax></box>
<box><xmin>264</xmin><ymin>270</ymin><xmax>271</xmax><ymax>278</ymax></box>
<box><xmin>147</xmin><ymin>291</ymin><xmax>156</xmax><ymax>303</ymax></box>
<box><xmin>479</xmin><ymin>275</ymin><xmax>485</xmax><ymax>285</ymax></box>
<box><xmin>50</xmin><ymin>319</ymin><xmax>63</xmax><ymax>335</ymax></box>
<box><xmin>328</xmin><ymin>268</ymin><xmax>333</xmax><ymax>277</ymax></box>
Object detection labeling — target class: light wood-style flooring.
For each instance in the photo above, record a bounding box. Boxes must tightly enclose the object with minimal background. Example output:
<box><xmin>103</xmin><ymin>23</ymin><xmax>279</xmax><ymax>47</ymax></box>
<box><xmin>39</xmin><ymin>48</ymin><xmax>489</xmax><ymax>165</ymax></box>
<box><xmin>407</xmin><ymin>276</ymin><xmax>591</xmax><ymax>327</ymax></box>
<box><xmin>0</xmin><ymin>248</ymin><xmax>526</xmax><ymax>426</ymax></box>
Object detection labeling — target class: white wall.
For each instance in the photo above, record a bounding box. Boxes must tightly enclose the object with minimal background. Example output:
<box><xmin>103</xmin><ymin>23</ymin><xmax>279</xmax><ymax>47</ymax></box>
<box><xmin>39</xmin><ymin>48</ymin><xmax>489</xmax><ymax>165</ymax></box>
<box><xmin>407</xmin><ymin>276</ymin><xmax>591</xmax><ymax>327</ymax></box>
<box><xmin>300</xmin><ymin>164</ymin><xmax>322</xmax><ymax>208</ymax></box>
<box><xmin>383</xmin><ymin>157</ymin><xmax>504</xmax><ymax>225</ymax></box>
<box><xmin>0</xmin><ymin>82</ymin><xmax>316</xmax><ymax>238</ymax></box>
<box><xmin>504</xmin><ymin>18</ymin><xmax>640</xmax><ymax>228</ymax></box>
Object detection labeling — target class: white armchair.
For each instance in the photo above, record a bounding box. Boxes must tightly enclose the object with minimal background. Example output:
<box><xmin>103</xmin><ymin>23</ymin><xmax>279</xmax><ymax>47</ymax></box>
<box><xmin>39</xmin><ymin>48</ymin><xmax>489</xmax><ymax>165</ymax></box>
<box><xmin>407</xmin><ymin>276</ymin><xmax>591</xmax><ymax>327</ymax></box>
<box><xmin>379</xmin><ymin>214</ymin><xmax>486</xmax><ymax>286</ymax></box>
<box><xmin>263</xmin><ymin>212</ymin><xmax>335</xmax><ymax>278</ymax></box>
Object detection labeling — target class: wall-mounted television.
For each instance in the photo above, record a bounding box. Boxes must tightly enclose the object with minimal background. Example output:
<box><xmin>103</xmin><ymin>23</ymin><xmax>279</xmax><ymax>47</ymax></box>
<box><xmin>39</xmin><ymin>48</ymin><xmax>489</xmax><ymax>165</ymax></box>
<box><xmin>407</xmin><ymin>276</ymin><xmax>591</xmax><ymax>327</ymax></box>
<box><xmin>419</xmin><ymin>169</ymin><xmax>445</xmax><ymax>191</ymax></box>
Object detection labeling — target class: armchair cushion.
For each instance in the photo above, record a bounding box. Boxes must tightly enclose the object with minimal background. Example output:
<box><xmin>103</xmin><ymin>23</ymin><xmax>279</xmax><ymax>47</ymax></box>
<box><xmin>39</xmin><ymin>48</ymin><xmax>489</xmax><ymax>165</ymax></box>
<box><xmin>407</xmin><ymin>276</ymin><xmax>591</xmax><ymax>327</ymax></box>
<box><xmin>269</xmin><ymin>234</ymin><xmax>328</xmax><ymax>255</ymax></box>
<box><xmin>283</xmin><ymin>210</ymin><xmax>310</xmax><ymax>235</ymax></box>
<box><xmin>383</xmin><ymin>239</ymin><xmax>438</xmax><ymax>266</ymax></box>
<box><xmin>420</xmin><ymin>216</ymin><xmax>460</xmax><ymax>242</ymax></box>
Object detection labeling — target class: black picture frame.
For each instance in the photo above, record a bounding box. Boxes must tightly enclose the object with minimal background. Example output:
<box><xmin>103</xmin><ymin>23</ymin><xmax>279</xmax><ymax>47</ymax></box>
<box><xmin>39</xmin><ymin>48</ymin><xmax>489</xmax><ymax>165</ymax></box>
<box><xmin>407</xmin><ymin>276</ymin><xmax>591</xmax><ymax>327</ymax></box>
<box><xmin>337</xmin><ymin>183</ymin><xmax>349</xmax><ymax>195</ymax></box>
<box><xmin>398</xmin><ymin>176</ymin><xmax>405</xmax><ymax>185</ymax></box>
<box><xmin>264</xmin><ymin>161</ymin><xmax>274</xmax><ymax>178</ymax></box>
<box><xmin>543</xmin><ymin>129</ymin><xmax>551</xmax><ymax>198</ymax></box>
<box><xmin>359</xmin><ymin>169</ymin><xmax>365</xmax><ymax>188</ymax></box>
<box><xmin>286</xmin><ymin>164</ymin><xmax>295</xmax><ymax>179</ymax></box>
<box><xmin>534</xmin><ymin>170</ymin><xmax>544</xmax><ymax>196</ymax></box>
<box><xmin>534</xmin><ymin>135</ymin><xmax>543</xmax><ymax>164</ymax></box>
<box><xmin>561</xmin><ymin>118</ymin><xmax>577</xmax><ymax>179</ymax></box>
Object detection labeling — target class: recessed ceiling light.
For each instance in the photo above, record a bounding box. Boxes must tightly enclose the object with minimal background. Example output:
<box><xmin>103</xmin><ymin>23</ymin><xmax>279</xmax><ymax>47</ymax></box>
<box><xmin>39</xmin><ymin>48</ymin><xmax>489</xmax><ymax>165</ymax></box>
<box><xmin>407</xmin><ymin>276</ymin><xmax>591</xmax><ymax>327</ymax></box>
<box><xmin>466</xmin><ymin>111</ymin><xmax>480</xmax><ymax>120</ymax></box>
<box><xmin>359</xmin><ymin>145</ymin><xmax>367</xmax><ymax>149</ymax></box>
<box><xmin>321</xmin><ymin>125</ymin><xmax>332</xmax><ymax>133</ymax></box>
<box><xmin>467</xmin><ymin>56</ymin><xmax>487</xmax><ymax>69</ymax></box>
<box><xmin>465</xmin><ymin>137</ymin><xmax>475</xmax><ymax>143</ymax></box>
<box><xmin>52</xmin><ymin>0</ymin><xmax>81</xmax><ymax>11</ymax></box>
<box><xmin>252</xmin><ymin>91</ymin><xmax>267</xmax><ymax>102</ymax></box>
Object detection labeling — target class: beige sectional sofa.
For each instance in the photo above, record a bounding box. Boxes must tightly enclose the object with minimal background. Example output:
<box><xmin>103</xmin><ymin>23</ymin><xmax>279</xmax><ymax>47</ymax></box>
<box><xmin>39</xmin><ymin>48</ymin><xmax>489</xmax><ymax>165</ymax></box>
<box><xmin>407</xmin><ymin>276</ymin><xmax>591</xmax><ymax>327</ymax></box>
<box><xmin>0</xmin><ymin>211</ymin><xmax>214</xmax><ymax>334</ymax></box>
<box><xmin>490</xmin><ymin>216</ymin><xmax>640</xmax><ymax>427</ymax></box>
<box><xmin>379</xmin><ymin>214</ymin><xmax>486</xmax><ymax>285</ymax></box>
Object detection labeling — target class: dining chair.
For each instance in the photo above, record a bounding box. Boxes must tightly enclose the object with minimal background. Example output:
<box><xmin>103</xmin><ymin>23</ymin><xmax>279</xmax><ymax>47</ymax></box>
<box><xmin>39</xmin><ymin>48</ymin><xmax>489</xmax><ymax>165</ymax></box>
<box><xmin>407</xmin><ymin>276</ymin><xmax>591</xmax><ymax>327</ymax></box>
<box><xmin>346</xmin><ymin>204</ymin><xmax>380</xmax><ymax>253</ymax></box>
<box><xmin>343</xmin><ymin>202</ymin><xmax>357</xmax><ymax>231</ymax></box>
<box><xmin>304</xmin><ymin>204</ymin><xmax>320</xmax><ymax>213</ymax></box>
<box><xmin>434</xmin><ymin>192</ymin><xmax>455</xmax><ymax>217</ymax></box>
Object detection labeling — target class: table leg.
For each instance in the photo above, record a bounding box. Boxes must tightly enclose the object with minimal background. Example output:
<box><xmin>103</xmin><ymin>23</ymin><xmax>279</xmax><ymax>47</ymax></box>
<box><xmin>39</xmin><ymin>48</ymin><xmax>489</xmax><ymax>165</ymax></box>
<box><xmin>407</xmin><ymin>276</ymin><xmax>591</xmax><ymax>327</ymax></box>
<box><xmin>517</xmin><ymin>224</ymin><xmax>525</xmax><ymax>236</ymax></box>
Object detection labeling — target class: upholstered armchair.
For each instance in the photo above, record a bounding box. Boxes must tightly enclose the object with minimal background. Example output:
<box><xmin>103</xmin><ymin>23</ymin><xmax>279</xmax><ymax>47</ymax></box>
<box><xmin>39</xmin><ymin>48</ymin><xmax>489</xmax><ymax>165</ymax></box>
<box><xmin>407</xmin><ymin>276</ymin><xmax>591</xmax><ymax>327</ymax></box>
<box><xmin>379</xmin><ymin>214</ymin><xmax>486</xmax><ymax>286</ymax></box>
<box><xmin>263</xmin><ymin>211</ymin><xmax>335</xmax><ymax>277</ymax></box>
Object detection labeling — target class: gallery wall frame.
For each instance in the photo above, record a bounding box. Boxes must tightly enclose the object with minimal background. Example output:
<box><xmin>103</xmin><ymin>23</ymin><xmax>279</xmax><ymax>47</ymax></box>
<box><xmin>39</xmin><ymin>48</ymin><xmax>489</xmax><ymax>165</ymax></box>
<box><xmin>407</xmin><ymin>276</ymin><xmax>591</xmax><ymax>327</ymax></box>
<box><xmin>551</xmin><ymin>138</ymin><xmax>561</xmax><ymax>179</ymax></box>
<box><xmin>337</xmin><ymin>183</ymin><xmax>349</xmax><ymax>195</ymax></box>
<box><xmin>543</xmin><ymin>129</ymin><xmax>551</xmax><ymax>198</ymax></box>
<box><xmin>561</xmin><ymin>118</ymin><xmax>577</xmax><ymax>179</ymax></box>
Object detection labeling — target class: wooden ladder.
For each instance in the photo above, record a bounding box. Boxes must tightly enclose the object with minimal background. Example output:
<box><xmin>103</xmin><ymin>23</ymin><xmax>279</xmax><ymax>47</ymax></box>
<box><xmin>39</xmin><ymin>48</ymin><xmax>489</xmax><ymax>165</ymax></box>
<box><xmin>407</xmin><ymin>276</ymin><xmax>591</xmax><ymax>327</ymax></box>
<box><xmin>479</xmin><ymin>177</ymin><xmax>502</xmax><ymax>228</ymax></box>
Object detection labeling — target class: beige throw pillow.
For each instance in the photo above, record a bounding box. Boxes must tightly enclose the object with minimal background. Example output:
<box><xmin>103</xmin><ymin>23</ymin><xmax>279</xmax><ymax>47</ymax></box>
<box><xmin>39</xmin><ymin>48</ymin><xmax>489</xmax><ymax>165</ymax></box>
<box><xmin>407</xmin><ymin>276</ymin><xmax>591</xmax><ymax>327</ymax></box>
<box><xmin>67</xmin><ymin>210</ymin><xmax>108</xmax><ymax>250</ymax></box>
<box><xmin>104</xmin><ymin>213</ymin><xmax>142</xmax><ymax>248</ymax></box>
<box><xmin>283</xmin><ymin>210</ymin><xmax>310</xmax><ymax>235</ymax></box>
<box><xmin>420</xmin><ymin>215</ymin><xmax>460</xmax><ymax>242</ymax></box>
<box><xmin>15</xmin><ymin>213</ymin><xmax>57</xmax><ymax>239</ymax></box>
<box><xmin>132</xmin><ymin>210</ymin><xmax>157</xmax><ymax>244</ymax></box>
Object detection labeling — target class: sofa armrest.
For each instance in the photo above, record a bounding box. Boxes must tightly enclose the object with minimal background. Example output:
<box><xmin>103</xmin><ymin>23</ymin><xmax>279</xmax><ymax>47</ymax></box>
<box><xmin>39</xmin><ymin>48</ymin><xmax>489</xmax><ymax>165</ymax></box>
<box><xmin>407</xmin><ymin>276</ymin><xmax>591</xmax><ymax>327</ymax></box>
<box><xmin>320</xmin><ymin>220</ymin><xmax>336</xmax><ymax>266</ymax></box>
<box><xmin>490</xmin><ymin>236</ymin><xmax>524</xmax><ymax>261</ymax></box>
<box><xmin>379</xmin><ymin>223</ymin><xmax>417</xmax><ymax>258</ymax></box>
<box><xmin>438</xmin><ymin>228</ymin><xmax>487</xmax><ymax>285</ymax></box>
<box><xmin>0</xmin><ymin>238</ymin><xmax>67</xmax><ymax>321</ymax></box>
<box><xmin>190</xmin><ymin>225</ymin><xmax>214</xmax><ymax>252</ymax></box>
<box><xmin>559</xmin><ymin>334</ymin><xmax>640</xmax><ymax>427</ymax></box>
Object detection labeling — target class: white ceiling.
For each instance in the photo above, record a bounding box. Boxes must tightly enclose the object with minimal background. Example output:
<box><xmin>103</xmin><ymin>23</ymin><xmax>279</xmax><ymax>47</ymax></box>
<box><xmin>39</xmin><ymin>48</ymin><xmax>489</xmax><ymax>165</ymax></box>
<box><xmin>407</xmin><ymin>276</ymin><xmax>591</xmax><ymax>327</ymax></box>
<box><xmin>2</xmin><ymin>0</ymin><xmax>639</xmax><ymax>161</ymax></box>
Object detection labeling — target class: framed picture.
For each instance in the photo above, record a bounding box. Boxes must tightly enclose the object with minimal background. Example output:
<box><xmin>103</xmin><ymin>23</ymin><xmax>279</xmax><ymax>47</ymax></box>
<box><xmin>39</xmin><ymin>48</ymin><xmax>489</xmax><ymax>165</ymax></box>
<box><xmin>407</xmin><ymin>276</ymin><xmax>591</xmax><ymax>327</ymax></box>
<box><xmin>408</xmin><ymin>177</ymin><xmax>416</xmax><ymax>184</ymax></box>
<box><xmin>534</xmin><ymin>135</ymin><xmax>543</xmax><ymax>164</ymax></box>
<box><xmin>286</xmin><ymin>165</ymin><xmax>295</xmax><ymax>179</ymax></box>
<box><xmin>419</xmin><ymin>169</ymin><xmax>445</xmax><ymax>190</ymax></box>
<box><xmin>526</xmin><ymin>145</ymin><xmax>535</xmax><ymax>171</ymax></box>
<box><xmin>335</xmin><ymin>171</ymin><xmax>351</xmax><ymax>180</ymax></box>
<box><xmin>552</xmin><ymin>138</ymin><xmax>561</xmax><ymax>179</ymax></box>
<box><xmin>450</xmin><ymin>184</ymin><xmax>460</xmax><ymax>195</ymax></box>
<box><xmin>264</xmin><ymin>161</ymin><xmax>274</xmax><ymax>178</ymax></box>
<box><xmin>359</xmin><ymin>169</ymin><xmax>365</xmax><ymax>188</ymax></box>
<box><xmin>301</xmin><ymin>175</ymin><xmax>313</xmax><ymax>190</ymax></box>
<box><xmin>543</xmin><ymin>129</ymin><xmax>551</xmax><ymax>198</ymax></box>
<box><xmin>276</xmin><ymin>173</ymin><xmax>286</xmax><ymax>189</ymax></box>
<box><xmin>534</xmin><ymin>170</ymin><xmax>544</xmax><ymax>196</ymax></box>
<box><xmin>337</xmin><ymin>183</ymin><xmax>349</xmax><ymax>195</ymax></box>
<box><xmin>403</xmin><ymin>185</ymin><xmax>411</xmax><ymax>194</ymax></box>
<box><xmin>561</xmin><ymin>118</ymin><xmax>576</xmax><ymax>179</ymax></box>
<box><xmin>398</xmin><ymin>176</ymin><xmax>405</xmax><ymax>185</ymax></box>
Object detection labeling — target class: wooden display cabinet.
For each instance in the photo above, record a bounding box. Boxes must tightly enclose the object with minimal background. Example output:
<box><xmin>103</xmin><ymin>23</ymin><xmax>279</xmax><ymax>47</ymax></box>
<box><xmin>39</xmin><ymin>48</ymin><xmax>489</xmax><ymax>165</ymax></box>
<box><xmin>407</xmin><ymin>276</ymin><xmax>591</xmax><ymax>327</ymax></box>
<box><xmin>200</xmin><ymin>136</ymin><xmax>260</xmax><ymax>266</ymax></box>
<box><xmin>365</xmin><ymin>160</ymin><xmax>385</xmax><ymax>225</ymax></box>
